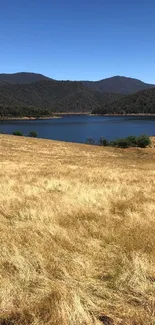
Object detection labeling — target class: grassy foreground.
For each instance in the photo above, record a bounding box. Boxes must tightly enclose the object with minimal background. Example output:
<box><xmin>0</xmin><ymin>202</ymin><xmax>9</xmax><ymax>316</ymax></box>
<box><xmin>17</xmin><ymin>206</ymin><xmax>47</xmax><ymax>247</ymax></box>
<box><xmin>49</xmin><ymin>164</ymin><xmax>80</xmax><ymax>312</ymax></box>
<box><xmin>0</xmin><ymin>135</ymin><xmax>155</xmax><ymax>325</ymax></box>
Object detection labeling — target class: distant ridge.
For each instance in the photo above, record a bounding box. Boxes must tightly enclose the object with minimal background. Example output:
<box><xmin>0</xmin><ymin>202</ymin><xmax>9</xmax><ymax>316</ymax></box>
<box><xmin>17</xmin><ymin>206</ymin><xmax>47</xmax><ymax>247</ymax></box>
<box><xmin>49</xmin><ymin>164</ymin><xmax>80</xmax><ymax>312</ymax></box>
<box><xmin>0</xmin><ymin>72</ymin><xmax>51</xmax><ymax>84</ymax></box>
<box><xmin>82</xmin><ymin>76</ymin><xmax>155</xmax><ymax>95</ymax></box>
<box><xmin>0</xmin><ymin>73</ymin><xmax>154</xmax><ymax>95</ymax></box>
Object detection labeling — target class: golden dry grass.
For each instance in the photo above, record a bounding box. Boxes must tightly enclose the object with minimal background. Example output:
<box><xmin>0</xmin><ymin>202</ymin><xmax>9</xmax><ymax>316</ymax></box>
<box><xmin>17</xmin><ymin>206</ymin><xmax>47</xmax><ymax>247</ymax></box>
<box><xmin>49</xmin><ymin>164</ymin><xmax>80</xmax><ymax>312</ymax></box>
<box><xmin>0</xmin><ymin>134</ymin><xmax>155</xmax><ymax>325</ymax></box>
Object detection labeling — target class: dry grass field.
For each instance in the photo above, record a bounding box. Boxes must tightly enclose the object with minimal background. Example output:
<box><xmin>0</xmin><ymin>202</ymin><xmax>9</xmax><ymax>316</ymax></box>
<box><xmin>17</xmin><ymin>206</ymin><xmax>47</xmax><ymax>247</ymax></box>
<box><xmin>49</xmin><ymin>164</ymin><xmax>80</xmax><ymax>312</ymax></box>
<box><xmin>0</xmin><ymin>134</ymin><xmax>155</xmax><ymax>325</ymax></box>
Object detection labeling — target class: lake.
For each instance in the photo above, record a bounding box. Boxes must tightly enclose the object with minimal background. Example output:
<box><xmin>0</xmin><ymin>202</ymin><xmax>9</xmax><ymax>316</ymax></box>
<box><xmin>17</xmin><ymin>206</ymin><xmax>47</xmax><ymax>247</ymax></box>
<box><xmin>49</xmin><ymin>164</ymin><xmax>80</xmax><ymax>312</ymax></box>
<box><xmin>1</xmin><ymin>115</ymin><xmax>155</xmax><ymax>144</ymax></box>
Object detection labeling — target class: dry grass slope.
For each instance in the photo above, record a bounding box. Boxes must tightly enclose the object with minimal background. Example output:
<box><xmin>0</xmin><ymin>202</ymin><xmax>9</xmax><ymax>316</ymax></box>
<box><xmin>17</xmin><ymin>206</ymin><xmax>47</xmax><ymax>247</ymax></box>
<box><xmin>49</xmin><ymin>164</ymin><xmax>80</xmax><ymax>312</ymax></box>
<box><xmin>0</xmin><ymin>135</ymin><xmax>155</xmax><ymax>325</ymax></box>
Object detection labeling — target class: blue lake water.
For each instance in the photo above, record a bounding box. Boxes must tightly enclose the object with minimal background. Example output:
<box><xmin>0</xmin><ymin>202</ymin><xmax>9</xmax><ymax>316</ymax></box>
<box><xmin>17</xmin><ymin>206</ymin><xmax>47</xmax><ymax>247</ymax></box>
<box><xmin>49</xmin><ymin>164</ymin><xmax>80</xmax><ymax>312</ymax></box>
<box><xmin>1</xmin><ymin>115</ymin><xmax>155</xmax><ymax>143</ymax></box>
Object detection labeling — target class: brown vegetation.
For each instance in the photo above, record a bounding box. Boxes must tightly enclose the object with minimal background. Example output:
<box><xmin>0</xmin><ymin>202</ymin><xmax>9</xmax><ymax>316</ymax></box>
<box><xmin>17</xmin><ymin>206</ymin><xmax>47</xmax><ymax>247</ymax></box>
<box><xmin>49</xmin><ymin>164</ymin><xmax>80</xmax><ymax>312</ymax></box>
<box><xmin>0</xmin><ymin>135</ymin><xmax>155</xmax><ymax>325</ymax></box>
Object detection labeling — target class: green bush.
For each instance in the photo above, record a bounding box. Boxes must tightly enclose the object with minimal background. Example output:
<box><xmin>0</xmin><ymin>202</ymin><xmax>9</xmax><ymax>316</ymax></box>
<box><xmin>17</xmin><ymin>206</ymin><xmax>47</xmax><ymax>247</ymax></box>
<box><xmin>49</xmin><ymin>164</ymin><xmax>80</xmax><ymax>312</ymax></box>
<box><xmin>13</xmin><ymin>131</ymin><xmax>23</xmax><ymax>136</ymax></box>
<box><xmin>110</xmin><ymin>134</ymin><xmax>151</xmax><ymax>148</ymax></box>
<box><xmin>110</xmin><ymin>138</ymin><xmax>130</xmax><ymax>148</ymax></box>
<box><xmin>137</xmin><ymin>134</ymin><xmax>151</xmax><ymax>148</ymax></box>
<box><xmin>28</xmin><ymin>131</ymin><xmax>38</xmax><ymax>137</ymax></box>
<box><xmin>87</xmin><ymin>134</ymin><xmax>151</xmax><ymax>149</ymax></box>
<box><xmin>126</xmin><ymin>136</ymin><xmax>138</xmax><ymax>147</ymax></box>
<box><xmin>100</xmin><ymin>138</ymin><xmax>109</xmax><ymax>146</ymax></box>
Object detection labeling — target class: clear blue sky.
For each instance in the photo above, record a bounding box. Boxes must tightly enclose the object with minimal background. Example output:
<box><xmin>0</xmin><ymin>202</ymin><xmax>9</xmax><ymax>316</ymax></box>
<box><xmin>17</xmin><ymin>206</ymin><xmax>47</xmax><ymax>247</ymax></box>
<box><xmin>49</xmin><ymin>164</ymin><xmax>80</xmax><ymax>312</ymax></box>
<box><xmin>0</xmin><ymin>0</ymin><xmax>155</xmax><ymax>82</ymax></box>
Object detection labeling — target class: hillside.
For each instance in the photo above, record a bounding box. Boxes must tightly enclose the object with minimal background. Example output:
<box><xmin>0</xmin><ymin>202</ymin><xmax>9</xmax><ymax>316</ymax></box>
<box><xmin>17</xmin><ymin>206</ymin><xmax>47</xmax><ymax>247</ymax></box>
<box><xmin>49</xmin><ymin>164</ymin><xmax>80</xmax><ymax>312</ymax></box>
<box><xmin>1</xmin><ymin>73</ymin><xmax>155</xmax><ymax>117</ymax></box>
<box><xmin>92</xmin><ymin>87</ymin><xmax>155</xmax><ymax>114</ymax></box>
<box><xmin>0</xmin><ymin>80</ymin><xmax>9</xmax><ymax>86</ymax></box>
<box><xmin>0</xmin><ymin>80</ymin><xmax>124</xmax><ymax>117</ymax></box>
<box><xmin>0</xmin><ymin>72</ymin><xmax>50</xmax><ymax>84</ymax></box>
<box><xmin>0</xmin><ymin>72</ymin><xmax>154</xmax><ymax>95</ymax></box>
<box><xmin>83</xmin><ymin>76</ymin><xmax>155</xmax><ymax>94</ymax></box>
<box><xmin>1</xmin><ymin>134</ymin><xmax>155</xmax><ymax>325</ymax></box>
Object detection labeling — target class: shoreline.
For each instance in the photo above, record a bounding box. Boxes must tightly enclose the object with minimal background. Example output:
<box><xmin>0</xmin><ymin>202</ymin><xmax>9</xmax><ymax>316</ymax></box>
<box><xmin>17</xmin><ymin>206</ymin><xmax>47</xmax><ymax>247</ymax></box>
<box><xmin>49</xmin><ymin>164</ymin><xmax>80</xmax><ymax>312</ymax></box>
<box><xmin>0</xmin><ymin>112</ymin><xmax>91</xmax><ymax>120</ymax></box>
<box><xmin>90</xmin><ymin>113</ymin><xmax>155</xmax><ymax>116</ymax></box>
<box><xmin>0</xmin><ymin>116</ymin><xmax>62</xmax><ymax>121</ymax></box>
<box><xmin>1</xmin><ymin>113</ymin><xmax>155</xmax><ymax>120</ymax></box>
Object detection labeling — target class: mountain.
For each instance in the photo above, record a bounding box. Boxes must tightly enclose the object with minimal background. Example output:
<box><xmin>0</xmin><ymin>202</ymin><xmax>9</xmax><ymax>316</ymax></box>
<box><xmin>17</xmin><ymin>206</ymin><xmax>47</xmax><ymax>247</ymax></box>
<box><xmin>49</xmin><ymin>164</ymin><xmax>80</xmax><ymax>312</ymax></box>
<box><xmin>0</xmin><ymin>73</ymin><xmax>154</xmax><ymax>95</ymax></box>
<box><xmin>0</xmin><ymin>72</ymin><xmax>51</xmax><ymax>84</ymax></box>
<box><xmin>0</xmin><ymin>80</ymin><xmax>124</xmax><ymax>117</ymax></box>
<box><xmin>1</xmin><ymin>72</ymin><xmax>155</xmax><ymax>117</ymax></box>
<box><xmin>92</xmin><ymin>87</ymin><xmax>155</xmax><ymax>115</ymax></box>
<box><xmin>82</xmin><ymin>76</ymin><xmax>155</xmax><ymax>95</ymax></box>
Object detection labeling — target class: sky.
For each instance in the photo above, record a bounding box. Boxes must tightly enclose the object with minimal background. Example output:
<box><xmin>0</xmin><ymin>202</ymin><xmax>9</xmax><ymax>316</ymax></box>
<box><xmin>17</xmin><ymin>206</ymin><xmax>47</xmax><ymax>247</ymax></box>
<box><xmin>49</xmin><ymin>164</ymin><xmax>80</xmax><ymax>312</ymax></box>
<box><xmin>0</xmin><ymin>0</ymin><xmax>155</xmax><ymax>83</ymax></box>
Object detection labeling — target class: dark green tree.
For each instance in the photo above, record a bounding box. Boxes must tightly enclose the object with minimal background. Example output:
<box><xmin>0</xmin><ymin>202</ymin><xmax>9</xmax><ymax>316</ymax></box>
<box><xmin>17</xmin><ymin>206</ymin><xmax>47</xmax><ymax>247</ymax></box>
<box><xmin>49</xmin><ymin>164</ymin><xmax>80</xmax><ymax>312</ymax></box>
<box><xmin>28</xmin><ymin>131</ymin><xmax>38</xmax><ymax>137</ymax></box>
<box><xmin>13</xmin><ymin>131</ymin><xmax>23</xmax><ymax>136</ymax></box>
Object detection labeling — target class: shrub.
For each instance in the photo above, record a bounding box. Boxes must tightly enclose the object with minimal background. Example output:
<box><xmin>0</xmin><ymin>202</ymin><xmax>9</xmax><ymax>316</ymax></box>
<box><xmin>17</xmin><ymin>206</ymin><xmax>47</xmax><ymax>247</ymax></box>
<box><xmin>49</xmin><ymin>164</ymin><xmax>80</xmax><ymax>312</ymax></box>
<box><xmin>137</xmin><ymin>134</ymin><xmax>151</xmax><ymax>148</ymax></box>
<box><xmin>87</xmin><ymin>134</ymin><xmax>151</xmax><ymax>149</ymax></box>
<box><xmin>110</xmin><ymin>135</ymin><xmax>151</xmax><ymax>148</ymax></box>
<box><xmin>110</xmin><ymin>138</ymin><xmax>130</xmax><ymax>148</ymax></box>
<box><xmin>100</xmin><ymin>138</ymin><xmax>109</xmax><ymax>146</ymax></box>
<box><xmin>126</xmin><ymin>136</ymin><xmax>138</xmax><ymax>147</ymax></box>
<box><xmin>13</xmin><ymin>131</ymin><xmax>23</xmax><ymax>136</ymax></box>
<box><xmin>86</xmin><ymin>137</ymin><xmax>95</xmax><ymax>145</ymax></box>
<box><xmin>28</xmin><ymin>131</ymin><xmax>38</xmax><ymax>137</ymax></box>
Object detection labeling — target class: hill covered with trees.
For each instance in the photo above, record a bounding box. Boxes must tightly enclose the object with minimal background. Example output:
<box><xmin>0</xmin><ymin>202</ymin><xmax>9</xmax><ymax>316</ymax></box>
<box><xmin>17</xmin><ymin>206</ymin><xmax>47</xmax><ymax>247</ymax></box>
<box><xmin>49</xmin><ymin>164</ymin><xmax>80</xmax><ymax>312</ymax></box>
<box><xmin>1</xmin><ymin>73</ymin><xmax>155</xmax><ymax>117</ymax></box>
<box><xmin>0</xmin><ymin>73</ymin><xmax>154</xmax><ymax>94</ymax></box>
<box><xmin>0</xmin><ymin>80</ymin><xmax>124</xmax><ymax>117</ymax></box>
<box><xmin>0</xmin><ymin>72</ymin><xmax>51</xmax><ymax>84</ymax></box>
<box><xmin>82</xmin><ymin>76</ymin><xmax>155</xmax><ymax>94</ymax></box>
<box><xmin>92</xmin><ymin>87</ymin><xmax>155</xmax><ymax>114</ymax></box>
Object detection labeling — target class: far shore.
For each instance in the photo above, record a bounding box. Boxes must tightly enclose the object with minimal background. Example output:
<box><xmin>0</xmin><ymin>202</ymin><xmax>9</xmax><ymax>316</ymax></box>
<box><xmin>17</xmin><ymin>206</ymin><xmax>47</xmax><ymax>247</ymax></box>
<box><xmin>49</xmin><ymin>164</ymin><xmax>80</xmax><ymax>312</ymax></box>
<box><xmin>1</xmin><ymin>112</ymin><xmax>155</xmax><ymax>121</ymax></box>
<box><xmin>0</xmin><ymin>113</ymin><xmax>90</xmax><ymax>120</ymax></box>
<box><xmin>0</xmin><ymin>116</ymin><xmax>62</xmax><ymax>121</ymax></box>
<box><xmin>90</xmin><ymin>113</ymin><xmax>155</xmax><ymax>116</ymax></box>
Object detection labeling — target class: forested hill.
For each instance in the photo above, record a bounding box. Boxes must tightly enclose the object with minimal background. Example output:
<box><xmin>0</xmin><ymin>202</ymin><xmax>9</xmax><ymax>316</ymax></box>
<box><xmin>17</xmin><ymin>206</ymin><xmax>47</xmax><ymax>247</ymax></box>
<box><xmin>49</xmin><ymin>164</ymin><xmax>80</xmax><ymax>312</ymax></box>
<box><xmin>92</xmin><ymin>87</ymin><xmax>155</xmax><ymax>115</ymax></box>
<box><xmin>82</xmin><ymin>76</ymin><xmax>155</xmax><ymax>94</ymax></box>
<box><xmin>0</xmin><ymin>80</ymin><xmax>9</xmax><ymax>86</ymax></box>
<box><xmin>0</xmin><ymin>73</ymin><xmax>154</xmax><ymax>94</ymax></box>
<box><xmin>0</xmin><ymin>72</ymin><xmax>51</xmax><ymax>84</ymax></box>
<box><xmin>1</xmin><ymin>73</ymin><xmax>155</xmax><ymax>117</ymax></box>
<box><xmin>0</xmin><ymin>80</ymin><xmax>124</xmax><ymax>117</ymax></box>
